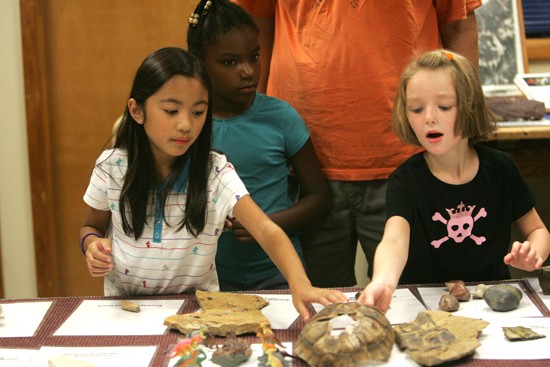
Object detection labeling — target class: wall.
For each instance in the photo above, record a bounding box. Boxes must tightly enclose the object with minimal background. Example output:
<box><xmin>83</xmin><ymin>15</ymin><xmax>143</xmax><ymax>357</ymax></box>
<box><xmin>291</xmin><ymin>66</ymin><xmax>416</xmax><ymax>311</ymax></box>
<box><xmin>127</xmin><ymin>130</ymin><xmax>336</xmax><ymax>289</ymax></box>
<box><xmin>0</xmin><ymin>0</ymin><xmax>38</xmax><ymax>298</ymax></box>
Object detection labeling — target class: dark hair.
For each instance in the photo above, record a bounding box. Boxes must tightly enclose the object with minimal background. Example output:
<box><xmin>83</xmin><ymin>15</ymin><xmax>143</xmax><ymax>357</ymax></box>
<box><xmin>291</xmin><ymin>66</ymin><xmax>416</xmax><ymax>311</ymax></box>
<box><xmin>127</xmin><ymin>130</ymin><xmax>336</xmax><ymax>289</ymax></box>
<box><xmin>392</xmin><ymin>49</ymin><xmax>496</xmax><ymax>145</ymax></box>
<box><xmin>112</xmin><ymin>47</ymin><xmax>213</xmax><ymax>239</ymax></box>
<box><xmin>186</xmin><ymin>0</ymin><xmax>259</xmax><ymax>60</ymax></box>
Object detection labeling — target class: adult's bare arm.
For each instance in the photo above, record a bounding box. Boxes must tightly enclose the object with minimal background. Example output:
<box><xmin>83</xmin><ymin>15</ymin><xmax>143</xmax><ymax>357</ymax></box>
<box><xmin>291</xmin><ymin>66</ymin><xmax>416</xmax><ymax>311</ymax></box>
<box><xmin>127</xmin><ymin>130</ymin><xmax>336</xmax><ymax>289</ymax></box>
<box><xmin>253</xmin><ymin>16</ymin><xmax>274</xmax><ymax>92</ymax></box>
<box><xmin>440</xmin><ymin>11</ymin><xmax>479</xmax><ymax>70</ymax></box>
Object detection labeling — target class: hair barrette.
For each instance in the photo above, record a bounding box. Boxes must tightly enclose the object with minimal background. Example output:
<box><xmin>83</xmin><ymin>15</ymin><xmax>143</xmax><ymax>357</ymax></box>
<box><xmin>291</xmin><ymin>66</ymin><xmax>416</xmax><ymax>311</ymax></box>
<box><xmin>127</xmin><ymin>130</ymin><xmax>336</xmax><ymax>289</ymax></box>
<box><xmin>444</xmin><ymin>51</ymin><xmax>454</xmax><ymax>61</ymax></box>
<box><xmin>188</xmin><ymin>13</ymin><xmax>199</xmax><ymax>26</ymax></box>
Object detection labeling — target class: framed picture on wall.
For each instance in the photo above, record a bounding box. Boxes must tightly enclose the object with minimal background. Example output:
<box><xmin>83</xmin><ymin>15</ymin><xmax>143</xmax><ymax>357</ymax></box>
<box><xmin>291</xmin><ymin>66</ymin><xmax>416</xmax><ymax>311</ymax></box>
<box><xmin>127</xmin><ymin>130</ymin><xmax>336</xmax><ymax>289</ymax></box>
<box><xmin>477</xmin><ymin>0</ymin><xmax>528</xmax><ymax>96</ymax></box>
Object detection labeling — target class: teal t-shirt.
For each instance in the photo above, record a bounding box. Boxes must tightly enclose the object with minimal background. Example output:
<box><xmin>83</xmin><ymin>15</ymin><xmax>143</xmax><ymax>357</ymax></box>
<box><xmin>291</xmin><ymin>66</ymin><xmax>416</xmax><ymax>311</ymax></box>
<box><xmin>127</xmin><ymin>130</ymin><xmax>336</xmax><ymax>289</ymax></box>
<box><xmin>212</xmin><ymin>93</ymin><xmax>309</xmax><ymax>284</ymax></box>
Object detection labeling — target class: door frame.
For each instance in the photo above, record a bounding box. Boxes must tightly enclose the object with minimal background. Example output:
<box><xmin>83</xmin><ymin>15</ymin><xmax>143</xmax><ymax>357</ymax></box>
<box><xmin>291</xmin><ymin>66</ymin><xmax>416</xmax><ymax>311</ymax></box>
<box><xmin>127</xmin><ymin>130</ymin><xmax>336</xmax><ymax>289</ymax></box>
<box><xmin>19</xmin><ymin>0</ymin><xmax>59</xmax><ymax>296</ymax></box>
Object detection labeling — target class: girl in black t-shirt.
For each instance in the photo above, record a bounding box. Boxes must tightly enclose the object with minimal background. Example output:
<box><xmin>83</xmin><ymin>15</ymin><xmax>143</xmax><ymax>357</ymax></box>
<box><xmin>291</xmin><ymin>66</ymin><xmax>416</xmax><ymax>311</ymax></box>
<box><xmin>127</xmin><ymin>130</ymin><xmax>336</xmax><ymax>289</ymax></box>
<box><xmin>358</xmin><ymin>50</ymin><xmax>550</xmax><ymax>314</ymax></box>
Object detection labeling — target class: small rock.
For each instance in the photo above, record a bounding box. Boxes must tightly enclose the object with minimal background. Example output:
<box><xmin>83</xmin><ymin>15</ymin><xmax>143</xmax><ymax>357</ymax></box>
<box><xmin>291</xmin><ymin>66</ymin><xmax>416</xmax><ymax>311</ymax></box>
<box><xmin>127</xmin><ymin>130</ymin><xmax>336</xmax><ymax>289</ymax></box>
<box><xmin>473</xmin><ymin>284</ymin><xmax>488</xmax><ymax>299</ymax></box>
<box><xmin>439</xmin><ymin>294</ymin><xmax>460</xmax><ymax>312</ymax></box>
<box><xmin>483</xmin><ymin>284</ymin><xmax>523</xmax><ymax>312</ymax></box>
<box><xmin>503</xmin><ymin>326</ymin><xmax>546</xmax><ymax>341</ymax></box>
<box><xmin>445</xmin><ymin>280</ymin><xmax>465</xmax><ymax>291</ymax></box>
<box><xmin>211</xmin><ymin>333</ymin><xmax>252</xmax><ymax>367</ymax></box>
<box><xmin>120</xmin><ymin>300</ymin><xmax>141</xmax><ymax>313</ymax></box>
<box><xmin>450</xmin><ymin>283</ymin><xmax>471</xmax><ymax>302</ymax></box>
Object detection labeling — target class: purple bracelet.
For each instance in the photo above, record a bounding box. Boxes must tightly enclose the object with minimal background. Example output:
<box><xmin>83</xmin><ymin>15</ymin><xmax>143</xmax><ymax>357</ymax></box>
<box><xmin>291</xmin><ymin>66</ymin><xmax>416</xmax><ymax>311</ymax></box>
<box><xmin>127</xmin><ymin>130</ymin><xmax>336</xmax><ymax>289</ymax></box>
<box><xmin>80</xmin><ymin>232</ymin><xmax>102</xmax><ymax>255</ymax></box>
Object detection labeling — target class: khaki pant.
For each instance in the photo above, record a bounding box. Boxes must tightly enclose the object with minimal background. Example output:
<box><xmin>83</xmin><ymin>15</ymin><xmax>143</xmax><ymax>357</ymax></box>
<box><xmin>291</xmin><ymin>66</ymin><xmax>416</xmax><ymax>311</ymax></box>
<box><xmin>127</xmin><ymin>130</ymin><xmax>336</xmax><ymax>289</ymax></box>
<box><xmin>299</xmin><ymin>179</ymin><xmax>387</xmax><ymax>288</ymax></box>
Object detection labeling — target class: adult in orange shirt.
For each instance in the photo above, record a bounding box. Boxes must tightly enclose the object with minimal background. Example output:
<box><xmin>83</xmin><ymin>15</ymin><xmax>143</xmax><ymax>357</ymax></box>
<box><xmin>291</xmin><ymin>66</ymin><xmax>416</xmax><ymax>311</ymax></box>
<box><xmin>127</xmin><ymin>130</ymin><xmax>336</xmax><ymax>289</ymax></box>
<box><xmin>234</xmin><ymin>0</ymin><xmax>482</xmax><ymax>287</ymax></box>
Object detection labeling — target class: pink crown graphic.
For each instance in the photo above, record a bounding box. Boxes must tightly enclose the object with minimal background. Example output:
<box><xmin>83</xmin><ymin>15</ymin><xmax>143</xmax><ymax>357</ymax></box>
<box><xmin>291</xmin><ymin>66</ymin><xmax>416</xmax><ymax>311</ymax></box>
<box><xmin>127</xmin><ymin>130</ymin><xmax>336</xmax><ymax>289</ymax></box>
<box><xmin>446</xmin><ymin>201</ymin><xmax>475</xmax><ymax>218</ymax></box>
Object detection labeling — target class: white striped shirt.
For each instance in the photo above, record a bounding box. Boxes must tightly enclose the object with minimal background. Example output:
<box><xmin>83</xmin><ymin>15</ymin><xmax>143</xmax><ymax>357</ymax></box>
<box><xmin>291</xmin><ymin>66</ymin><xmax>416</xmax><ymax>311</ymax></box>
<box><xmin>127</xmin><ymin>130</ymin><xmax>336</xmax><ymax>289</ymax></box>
<box><xmin>83</xmin><ymin>149</ymin><xmax>248</xmax><ymax>296</ymax></box>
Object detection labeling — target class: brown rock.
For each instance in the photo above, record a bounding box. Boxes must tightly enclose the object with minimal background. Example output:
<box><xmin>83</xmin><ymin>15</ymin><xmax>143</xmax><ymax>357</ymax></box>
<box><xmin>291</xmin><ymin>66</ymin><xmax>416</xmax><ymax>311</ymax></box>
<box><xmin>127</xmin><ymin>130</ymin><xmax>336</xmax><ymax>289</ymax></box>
<box><xmin>393</xmin><ymin>311</ymin><xmax>489</xmax><ymax>366</ymax></box>
<box><xmin>439</xmin><ymin>294</ymin><xmax>460</xmax><ymax>312</ymax></box>
<box><xmin>211</xmin><ymin>332</ymin><xmax>252</xmax><ymax>366</ymax></box>
<box><xmin>486</xmin><ymin>96</ymin><xmax>546</xmax><ymax>121</ymax></box>
<box><xmin>449</xmin><ymin>283</ymin><xmax>471</xmax><ymax>302</ymax></box>
<box><xmin>445</xmin><ymin>280</ymin><xmax>465</xmax><ymax>291</ymax></box>
<box><xmin>164</xmin><ymin>290</ymin><xmax>270</xmax><ymax>337</ymax></box>
<box><xmin>164</xmin><ymin>309</ymin><xmax>269</xmax><ymax>337</ymax></box>
<box><xmin>502</xmin><ymin>326</ymin><xmax>546</xmax><ymax>341</ymax></box>
<box><xmin>196</xmin><ymin>290</ymin><xmax>269</xmax><ymax>311</ymax></box>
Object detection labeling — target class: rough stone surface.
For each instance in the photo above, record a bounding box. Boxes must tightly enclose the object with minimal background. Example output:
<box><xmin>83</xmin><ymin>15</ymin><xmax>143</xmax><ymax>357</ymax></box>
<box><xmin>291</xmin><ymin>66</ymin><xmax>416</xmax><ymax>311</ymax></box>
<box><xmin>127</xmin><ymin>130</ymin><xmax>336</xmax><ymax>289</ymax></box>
<box><xmin>164</xmin><ymin>290</ymin><xmax>270</xmax><ymax>337</ymax></box>
<box><xmin>393</xmin><ymin>310</ymin><xmax>489</xmax><ymax>366</ymax></box>
<box><xmin>165</xmin><ymin>309</ymin><xmax>268</xmax><ymax>337</ymax></box>
<box><xmin>486</xmin><ymin>97</ymin><xmax>546</xmax><ymax>121</ymax></box>
<box><xmin>502</xmin><ymin>326</ymin><xmax>546</xmax><ymax>341</ymax></box>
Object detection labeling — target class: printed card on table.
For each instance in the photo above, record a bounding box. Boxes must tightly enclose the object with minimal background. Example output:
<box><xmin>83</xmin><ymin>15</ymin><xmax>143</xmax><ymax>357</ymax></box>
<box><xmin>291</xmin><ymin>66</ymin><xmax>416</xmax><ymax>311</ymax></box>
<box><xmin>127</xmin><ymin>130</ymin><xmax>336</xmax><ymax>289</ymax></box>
<box><xmin>253</xmin><ymin>294</ymin><xmax>300</xmax><ymax>329</ymax></box>
<box><xmin>54</xmin><ymin>299</ymin><xmax>184</xmax><ymax>336</ymax></box>
<box><xmin>0</xmin><ymin>348</ymin><xmax>38</xmax><ymax>367</ymax></box>
<box><xmin>0</xmin><ymin>301</ymin><xmax>52</xmax><ymax>337</ymax></box>
<box><xmin>475</xmin><ymin>317</ymin><xmax>550</xmax><ymax>360</ymax></box>
<box><xmin>26</xmin><ymin>346</ymin><xmax>157</xmax><ymax>367</ymax></box>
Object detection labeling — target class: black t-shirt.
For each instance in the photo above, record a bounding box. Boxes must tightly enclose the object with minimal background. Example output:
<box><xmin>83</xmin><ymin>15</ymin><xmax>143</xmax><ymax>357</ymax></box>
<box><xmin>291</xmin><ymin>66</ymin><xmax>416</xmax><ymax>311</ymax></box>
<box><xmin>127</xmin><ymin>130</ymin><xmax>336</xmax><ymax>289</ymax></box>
<box><xmin>387</xmin><ymin>145</ymin><xmax>536</xmax><ymax>284</ymax></box>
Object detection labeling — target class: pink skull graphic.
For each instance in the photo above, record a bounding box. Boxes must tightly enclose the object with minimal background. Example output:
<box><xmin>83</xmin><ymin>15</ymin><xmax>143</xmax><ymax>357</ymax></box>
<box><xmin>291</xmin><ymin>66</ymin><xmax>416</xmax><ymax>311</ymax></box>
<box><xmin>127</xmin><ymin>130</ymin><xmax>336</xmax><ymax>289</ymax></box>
<box><xmin>431</xmin><ymin>201</ymin><xmax>487</xmax><ymax>248</ymax></box>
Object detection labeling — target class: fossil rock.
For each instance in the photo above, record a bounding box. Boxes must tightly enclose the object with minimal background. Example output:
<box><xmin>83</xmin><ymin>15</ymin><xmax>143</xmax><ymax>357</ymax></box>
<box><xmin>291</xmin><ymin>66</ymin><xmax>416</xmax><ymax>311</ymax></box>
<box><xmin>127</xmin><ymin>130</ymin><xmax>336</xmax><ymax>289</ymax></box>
<box><xmin>439</xmin><ymin>294</ymin><xmax>460</xmax><ymax>312</ymax></box>
<box><xmin>503</xmin><ymin>326</ymin><xmax>546</xmax><ymax>341</ymax></box>
<box><xmin>445</xmin><ymin>280</ymin><xmax>465</xmax><ymax>291</ymax></box>
<box><xmin>294</xmin><ymin>302</ymin><xmax>394</xmax><ymax>367</ymax></box>
<box><xmin>196</xmin><ymin>290</ymin><xmax>269</xmax><ymax>311</ymax></box>
<box><xmin>473</xmin><ymin>284</ymin><xmax>488</xmax><ymax>299</ymax></box>
<box><xmin>486</xmin><ymin>96</ymin><xmax>546</xmax><ymax>121</ymax></box>
<box><xmin>211</xmin><ymin>333</ymin><xmax>252</xmax><ymax>367</ymax></box>
<box><xmin>449</xmin><ymin>283</ymin><xmax>471</xmax><ymax>302</ymax></box>
<box><xmin>165</xmin><ymin>309</ymin><xmax>268</xmax><ymax>337</ymax></box>
<box><xmin>393</xmin><ymin>311</ymin><xmax>489</xmax><ymax>366</ymax></box>
<box><xmin>164</xmin><ymin>291</ymin><xmax>270</xmax><ymax>337</ymax></box>
<box><xmin>120</xmin><ymin>300</ymin><xmax>140</xmax><ymax>312</ymax></box>
<box><xmin>483</xmin><ymin>284</ymin><xmax>523</xmax><ymax>312</ymax></box>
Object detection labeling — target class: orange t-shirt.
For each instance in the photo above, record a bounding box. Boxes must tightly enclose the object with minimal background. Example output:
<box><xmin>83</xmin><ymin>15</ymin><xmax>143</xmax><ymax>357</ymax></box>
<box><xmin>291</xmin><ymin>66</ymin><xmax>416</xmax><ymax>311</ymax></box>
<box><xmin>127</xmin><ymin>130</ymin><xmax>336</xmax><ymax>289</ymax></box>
<box><xmin>235</xmin><ymin>0</ymin><xmax>482</xmax><ymax>181</ymax></box>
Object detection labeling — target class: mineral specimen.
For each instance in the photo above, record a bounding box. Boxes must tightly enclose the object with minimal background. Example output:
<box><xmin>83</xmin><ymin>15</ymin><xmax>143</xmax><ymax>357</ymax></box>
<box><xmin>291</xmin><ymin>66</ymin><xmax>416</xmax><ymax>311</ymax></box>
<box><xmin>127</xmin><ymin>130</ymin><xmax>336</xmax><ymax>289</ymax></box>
<box><xmin>483</xmin><ymin>284</ymin><xmax>523</xmax><ymax>312</ymax></box>
<box><xmin>473</xmin><ymin>284</ymin><xmax>488</xmax><ymax>299</ymax></box>
<box><xmin>211</xmin><ymin>333</ymin><xmax>252</xmax><ymax>367</ymax></box>
<box><xmin>393</xmin><ymin>311</ymin><xmax>489</xmax><ymax>366</ymax></box>
<box><xmin>503</xmin><ymin>326</ymin><xmax>546</xmax><ymax>341</ymax></box>
<box><xmin>439</xmin><ymin>294</ymin><xmax>460</xmax><ymax>312</ymax></box>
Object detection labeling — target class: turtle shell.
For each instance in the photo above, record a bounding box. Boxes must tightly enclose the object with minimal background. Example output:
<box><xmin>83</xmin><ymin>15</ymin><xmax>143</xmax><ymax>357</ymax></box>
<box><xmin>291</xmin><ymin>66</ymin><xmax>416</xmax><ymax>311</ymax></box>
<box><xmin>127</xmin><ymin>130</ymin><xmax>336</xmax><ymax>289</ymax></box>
<box><xmin>294</xmin><ymin>302</ymin><xmax>394</xmax><ymax>367</ymax></box>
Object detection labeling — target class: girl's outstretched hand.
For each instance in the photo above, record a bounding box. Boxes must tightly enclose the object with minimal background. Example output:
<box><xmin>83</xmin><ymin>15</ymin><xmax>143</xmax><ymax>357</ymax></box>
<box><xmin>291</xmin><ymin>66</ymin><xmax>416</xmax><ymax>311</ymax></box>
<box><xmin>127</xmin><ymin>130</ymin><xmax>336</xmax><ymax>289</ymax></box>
<box><xmin>85</xmin><ymin>238</ymin><xmax>113</xmax><ymax>277</ymax></box>
<box><xmin>504</xmin><ymin>240</ymin><xmax>544</xmax><ymax>272</ymax></box>
<box><xmin>290</xmin><ymin>285</ymin><xmax>349</xmax><ymax>322</ymax></box>
<box><xmin>357</xmin><ymin>281</ymin><xmax>395</xmax><ymax>314</ymax></box>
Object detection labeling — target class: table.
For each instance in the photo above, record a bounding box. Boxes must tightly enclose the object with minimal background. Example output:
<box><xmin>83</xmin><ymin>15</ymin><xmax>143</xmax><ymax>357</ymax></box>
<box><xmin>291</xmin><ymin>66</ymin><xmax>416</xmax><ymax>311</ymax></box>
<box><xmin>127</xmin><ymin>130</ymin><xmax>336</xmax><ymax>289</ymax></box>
<box><xmin>1</xmin><ymin>280</ymin><xmax>549</xmax><ymax>367</ymax></box>
<box><xmin>491</xmin><ymin>124</ymin><xmax>550</xmax><ymax>140</ymax></box>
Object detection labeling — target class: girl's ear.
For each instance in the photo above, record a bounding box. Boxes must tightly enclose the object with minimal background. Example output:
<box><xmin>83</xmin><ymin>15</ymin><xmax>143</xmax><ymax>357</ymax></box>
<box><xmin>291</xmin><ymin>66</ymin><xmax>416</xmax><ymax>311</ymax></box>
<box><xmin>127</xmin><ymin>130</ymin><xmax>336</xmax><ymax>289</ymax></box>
<box><xmin>128</xmin><ymin>98</ymin><xmax>144</xmax><ymax>125</ymax></box>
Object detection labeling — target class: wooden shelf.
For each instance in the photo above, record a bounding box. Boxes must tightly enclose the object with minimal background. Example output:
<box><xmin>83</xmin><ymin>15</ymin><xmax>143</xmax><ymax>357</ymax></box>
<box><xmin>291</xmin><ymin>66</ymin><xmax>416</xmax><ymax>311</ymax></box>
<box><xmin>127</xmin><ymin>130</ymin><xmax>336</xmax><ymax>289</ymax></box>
<box><xmin>526</xmin><ymin>38</ymin><xmax>550</xmax><ymax>61</ymax></box>
<box><xmin>490</xmin><ymin>124</ymin><xmax>550</xmax><ymax>140</ymax></box>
